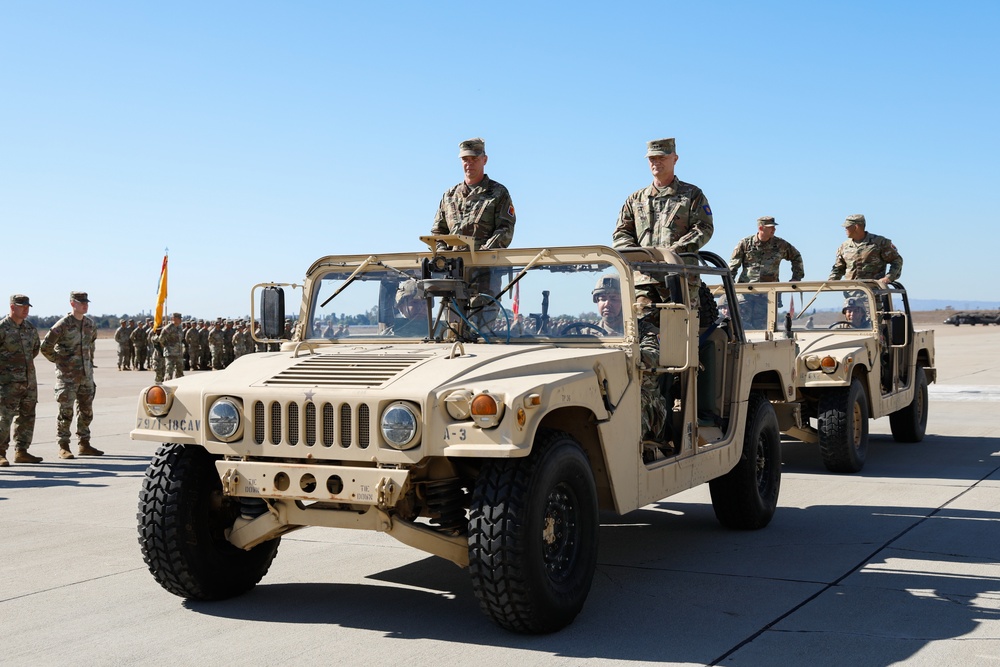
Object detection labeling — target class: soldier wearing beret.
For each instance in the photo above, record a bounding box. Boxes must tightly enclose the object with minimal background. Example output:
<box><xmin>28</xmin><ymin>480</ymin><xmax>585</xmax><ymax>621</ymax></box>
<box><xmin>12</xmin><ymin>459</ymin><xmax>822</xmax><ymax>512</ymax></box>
<box><xmin>431</xmin><ymin>137</ymin><xmax>516</xmax><ymax>251</ymax></box>
<box><xmin>613</xmin><ymin>138</ymin><xmax>714</xmax><ymax>257</ymax></box>
<box><xmin>829</xmin><ymin>214</ymin><xmax>903</xmax><ymax>287</ymax></box>
<box><xmin>40</xmin><ymin>291</ymin><xmax>103</xmax><ymax>458</ymax></box>
<box><xmin>0</xmin><ymin>295</ymin><xmax>43</xmax><ymax>465</ymax></box>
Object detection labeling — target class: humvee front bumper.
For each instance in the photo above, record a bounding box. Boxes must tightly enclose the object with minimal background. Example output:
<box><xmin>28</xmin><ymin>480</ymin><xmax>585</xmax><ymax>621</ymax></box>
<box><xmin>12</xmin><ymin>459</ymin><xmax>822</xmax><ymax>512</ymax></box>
<box><xmin>216</xmin><ymin>460</ymin><xmax>409</xmax><ymax>506</ymax></box>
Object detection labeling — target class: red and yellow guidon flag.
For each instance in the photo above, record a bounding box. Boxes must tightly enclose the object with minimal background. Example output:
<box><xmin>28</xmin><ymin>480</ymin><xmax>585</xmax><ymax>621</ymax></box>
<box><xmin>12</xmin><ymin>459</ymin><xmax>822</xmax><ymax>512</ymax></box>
<box><xmin>154</xmin><ymin>253</ymin><xmax>168</xmax><ymax>329</ymax></box>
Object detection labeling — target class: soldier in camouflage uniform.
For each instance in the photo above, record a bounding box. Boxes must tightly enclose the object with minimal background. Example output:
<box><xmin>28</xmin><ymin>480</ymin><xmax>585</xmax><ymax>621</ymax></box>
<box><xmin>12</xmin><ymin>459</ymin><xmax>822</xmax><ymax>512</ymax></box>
<box><xmin>149</xmin><ymin>324</ymin><xmax>166</xmax><ymax>383</ymax></box>
<box><xmin>635</xmin><ymin>292</ymin><xmax>669</xmax><ymax>456</ymax></box>
<box><xmin>729</xmin><ymin>216</ymin><xmax>805</xmax><ymax>327</ymax></box>
<box><xmin>0</xmin><ymin>295</ymin><xmax>43</xmax><ymax>465</ymax></box>
<box><xmin>131</xmin><ymin>319</ymin><xmax>149</xmax><ymax>371</ymax></box>
<box><xmin>197</xmin><ymin>320</ymin><xmax>211</xmax><ymax>369</ymax></box>
<box><xmin>613</xmin><ymin>138</ymin><xmax>713</xmax><ymax>257</ymax></box>
<box><xmin>232</xmin><ymin>321</ymin><xmax>251</xmax><ymax>358</ymax></box>
<box><xmin>208</xmin><ymin>320</ymin><xmax>225</xmax><ymax>370</ymax></box>
<box><xmin>114</xmin><ymin>319</ymin><xmax>131</xmax><ymax>370</ymax></box>
<box><xmin>222</xmin><ymin>320</ymin><xmax>235</xmax><ymax>367</ymax></box>
<box><xmin>184</xmin><ymin>320</ymin><xmax>202</xmax><ymax>371</ymax></box>
<box><xmin>431</xmin><ymin>138</ymin><xmax>516</xmax><ymax>252</ymax></box>
<box><xmin>158</xmin><ymin>312</ymin><xmax>185</xmax><ymax>380</ymax></box>
<box><xmin>592</xmin><ymin>274</ymin><xmax>623</xmax><ymax>335</ymax></box>
<box><xmin>40</xmin><ymin>291</ymin><xmax>103</xmax><ymax>458</ymax></box>
<box><xmin>829</xmin><ymin>214</ymin><xmax>903</xmax><ymax>287</ymax></box>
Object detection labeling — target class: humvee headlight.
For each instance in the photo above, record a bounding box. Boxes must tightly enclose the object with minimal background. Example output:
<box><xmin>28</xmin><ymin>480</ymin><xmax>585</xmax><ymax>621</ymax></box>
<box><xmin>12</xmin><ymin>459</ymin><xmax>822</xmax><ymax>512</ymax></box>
<box><xmin>805</xmin><ymin>355</ymin><xmax>821</xmax><ymax>371</ymax></box>
<box><xmin>444</xmin><ymin>389</ymin><xmax>474</xmax><ymax>420</ymax></box>
<box><xmin>470</xmin><ymin>391</ymin><xmax>505</xmax><ymax>429</ymax></box>
<box><xmin>208</xmin><ymin>398</ymin><xmax>243</xmax><ymax>442</ymax></box>
<box><xmin>820</xmin><ymin>356</ymin><xmax>838</xmax><ymax>374</ymax></box>
<box><xmin>380</xmin><ymin>402</ymin><xmax>420</xmax><ymax>449</ymax></box>
<box><xmin>142</xmin><ymin>385</ymin><xmax>173</xmax><ymax>417</ymax></box>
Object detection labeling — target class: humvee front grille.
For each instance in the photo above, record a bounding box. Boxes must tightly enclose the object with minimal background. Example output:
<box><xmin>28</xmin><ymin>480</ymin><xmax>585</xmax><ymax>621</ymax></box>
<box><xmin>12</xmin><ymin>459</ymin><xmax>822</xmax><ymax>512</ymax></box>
<box><xmin>262</xmin><ymin>353</ymin><xmax>432</xmax><ymax>388</ymax></box>
<box><xmin>252</xmin><ymin>399</ymin><xmax>373</xmax><ymax>452</ymax></box>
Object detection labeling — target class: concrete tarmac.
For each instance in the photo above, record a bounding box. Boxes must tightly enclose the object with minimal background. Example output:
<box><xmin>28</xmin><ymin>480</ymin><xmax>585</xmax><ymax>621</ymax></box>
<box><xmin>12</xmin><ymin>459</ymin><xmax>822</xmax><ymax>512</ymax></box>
<box><xmin>2</xmin><ymin>326</ymin><xmax>999</xmax><ymax>666</ymax></box>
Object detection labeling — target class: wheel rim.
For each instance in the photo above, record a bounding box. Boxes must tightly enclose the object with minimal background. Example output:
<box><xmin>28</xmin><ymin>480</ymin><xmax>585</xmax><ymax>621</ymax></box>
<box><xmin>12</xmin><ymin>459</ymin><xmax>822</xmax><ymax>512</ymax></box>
<box><xmin>851</xmin><ymin>399</ymin><xmax>864</xmax><ymax>451</ymax></box>
<box><xmin>542</xmin><ymin>482</ymin><xmax>579</xmax><ymax>583</ymax></box>
<box><xmin>754</xmin><ymin>432</ymin><xmax>769</xmax><ymax>492</ymax></box>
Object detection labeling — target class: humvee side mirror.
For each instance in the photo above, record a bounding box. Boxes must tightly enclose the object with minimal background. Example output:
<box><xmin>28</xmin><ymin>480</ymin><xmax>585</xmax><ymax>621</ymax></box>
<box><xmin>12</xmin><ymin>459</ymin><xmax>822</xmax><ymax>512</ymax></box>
<box><xmin>260</xmin><ymin>286</ymin><xmax>285</xmax><ymax>340</ymax></box>
<box><xmin>657</xmin><ymin>303</ymin><xmax>698</xmax><ymax>372</ymax></box>
<box><xmin>890</xmin><ymin>314</ymin><xmax>907</xmax><ymax>347</ymax></box>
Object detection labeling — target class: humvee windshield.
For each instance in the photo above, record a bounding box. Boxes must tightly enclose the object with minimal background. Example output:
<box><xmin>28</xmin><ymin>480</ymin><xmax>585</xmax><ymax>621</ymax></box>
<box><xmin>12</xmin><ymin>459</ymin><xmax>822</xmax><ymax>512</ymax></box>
<box><xmin>306</xmin><ymin>259</ymin><xmax>625</xmax><ymax>342</ymax></box>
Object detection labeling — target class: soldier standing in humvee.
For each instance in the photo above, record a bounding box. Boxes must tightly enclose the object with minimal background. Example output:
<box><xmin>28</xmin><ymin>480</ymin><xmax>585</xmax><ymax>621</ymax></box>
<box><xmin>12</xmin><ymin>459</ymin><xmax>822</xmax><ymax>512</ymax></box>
<box><xmin>431</xmin><ymin>137</ymin><xmax>516</xmax><ymax>252</ymax></box>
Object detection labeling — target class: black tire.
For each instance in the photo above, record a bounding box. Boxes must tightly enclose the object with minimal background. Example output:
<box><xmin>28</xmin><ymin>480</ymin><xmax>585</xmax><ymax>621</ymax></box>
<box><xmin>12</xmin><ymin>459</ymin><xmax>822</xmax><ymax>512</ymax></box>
<box><xmin>468</xmin><ymin>430</ymin><xmax>599</xmax><ymax>633</ymax></box>
<box><xmin>889</xmin><ymin>366</ymin><xmax>928</xmax><ymax>443</ymax></box>
<box><xmin>709</xmin><ymin>392</ymin><xmax>781</xmax><ymax>529</ymax></box>
<box><xmin>137</xmin><ymin>443</ymin><xmax>280</xmax><ymax>600</ymax></box>
<box><xmin>817</xmin><ymin>378</ymin><xmax>869</xmax><ymax>473</ymax></box>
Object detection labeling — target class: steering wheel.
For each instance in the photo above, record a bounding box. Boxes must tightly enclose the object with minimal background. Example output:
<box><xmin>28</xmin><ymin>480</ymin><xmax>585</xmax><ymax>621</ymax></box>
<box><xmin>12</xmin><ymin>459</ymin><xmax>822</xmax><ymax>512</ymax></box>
<box><xmin>559</xmin><ymin>321</ymin><xmax>609</xmax><ymax>336</ymax></box>
<box><xmin>828</xmin><ymin>321</ymin><xmax>852</xmax><ymax>329</ymax></box>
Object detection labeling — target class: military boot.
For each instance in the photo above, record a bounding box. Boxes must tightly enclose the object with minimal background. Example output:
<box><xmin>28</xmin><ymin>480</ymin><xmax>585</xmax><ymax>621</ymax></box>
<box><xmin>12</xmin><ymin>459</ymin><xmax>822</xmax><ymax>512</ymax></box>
<box><xmin>58</xmin><ymin>443</ymin><xmax>75</xmax><ymax>459</ymax></box>
<box><xmin>14</xmin><ymin>449</ymin><xmax>43</xmax><ymax>464</ymax></box>
<box><xmin>78</xmin><ymin>442</ymin><xmax>104</xmax><ymax>457</ymax></box>
<box><xmin>0</xmin><ymin>451</ymin><xmax>9</xmax><ymax>467</ymax></box>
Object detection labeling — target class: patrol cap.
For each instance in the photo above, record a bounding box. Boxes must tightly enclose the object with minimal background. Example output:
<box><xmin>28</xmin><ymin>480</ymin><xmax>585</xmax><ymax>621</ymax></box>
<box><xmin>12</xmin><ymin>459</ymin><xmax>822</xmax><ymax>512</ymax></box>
<box><xmin>10</xmin><ymin>294</ymin><xmax>32</xmax><ymax>306</ymax></box>
<box><xmin>757</xmin><ymin>216</ymin><xmax>777</xmax><ymax>227</ymax></box>
<box><xmin>646</xmin><ymin>138</ymin><xmax>675</xmax><ymax>157</ymax></box>
<box><xmin>592</xmin><ymin>275</ymin><xmax>621</xmax><ymax>302</ymax></box>
<box><xmin>842</xmin><ymin>297</ymin><xmax>864</xmax><ymax>313</ymax></box>
<box><xmin>843</xmin><ymin>214</ymin><xmax>866</xmax><ymax>228</ymax></box>
<box><xmin>172</xmin><ymin>312</ymin><xmax>182</xmax><ymax>319</ymax></box>
<box><xmin>458</xmin><ymin>137</ymin><xmax>485</xmax><ymax>158</ymax></box>
<box><xmin>70</xmin><ymin>291</ymin><xmax>90</xmax><ymax>303</ymax></box>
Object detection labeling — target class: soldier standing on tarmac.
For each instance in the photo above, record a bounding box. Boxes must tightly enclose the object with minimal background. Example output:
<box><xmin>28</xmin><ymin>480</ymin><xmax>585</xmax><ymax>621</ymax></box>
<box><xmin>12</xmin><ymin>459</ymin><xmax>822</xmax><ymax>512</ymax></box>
<box><xmin>158</xmin><ymin>313</ymin><xmax>185</xmax><ymax>380</ymax></box>
<box><xmin>184</xmin><ymin>320</ymin><xmax>202</xmax><ymax>371</ymax></box>
<box><xmin>114</xmin><ymin>319</ymin><xmax>131</xmax><ymax>370</ymax></box>
<box><xmin>0</xmin><ymin>295</ymin><xmax>42</xmax><ymax>466</ymax></box>
<box><xmin>131</xmin><ymin>319</ymin><xmax>149</xmax><ymax>371</ymax></box>
<box><xmin>40</xmin><ymin>291</ymin><xmax>103</xmax><ymax>459</ymax></box>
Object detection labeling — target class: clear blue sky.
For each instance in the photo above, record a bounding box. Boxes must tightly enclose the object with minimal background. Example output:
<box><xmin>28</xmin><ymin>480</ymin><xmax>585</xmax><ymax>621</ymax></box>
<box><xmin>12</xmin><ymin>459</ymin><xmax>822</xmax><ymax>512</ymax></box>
<box><xmin>3</xmin><ymin>1</ymin><xmax>998</xmax><ymax>318</ymax></box>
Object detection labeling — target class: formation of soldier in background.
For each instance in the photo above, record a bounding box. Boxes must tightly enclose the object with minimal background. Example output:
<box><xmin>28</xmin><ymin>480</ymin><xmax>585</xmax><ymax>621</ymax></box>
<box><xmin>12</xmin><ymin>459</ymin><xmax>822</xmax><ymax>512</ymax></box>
<box><xmin>112</xmin><ymin>316</ymin><xmax>268</xmax><ymax>384</ymax></box>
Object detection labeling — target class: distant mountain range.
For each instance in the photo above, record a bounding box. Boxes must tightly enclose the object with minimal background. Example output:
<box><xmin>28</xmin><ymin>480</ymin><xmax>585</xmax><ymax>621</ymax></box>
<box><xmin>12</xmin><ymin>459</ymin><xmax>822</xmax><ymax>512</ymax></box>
<box><xmin>910</xmin><ymin>299</ymin><xmax>1000</xmax><ymax>311</ymax></box>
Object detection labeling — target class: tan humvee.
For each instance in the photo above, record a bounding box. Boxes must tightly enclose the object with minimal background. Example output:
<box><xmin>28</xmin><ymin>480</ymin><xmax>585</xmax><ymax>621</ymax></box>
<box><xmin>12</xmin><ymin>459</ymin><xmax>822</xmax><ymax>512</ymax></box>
<box><xmin>730</xmin><ymin>280</ymin><xmax>936</xmax><ymax>472</ymax></box>
<box><xmin>134</xmin><ymin>238</ymin><xmax>798</xmax><ymax>633</ymax></box>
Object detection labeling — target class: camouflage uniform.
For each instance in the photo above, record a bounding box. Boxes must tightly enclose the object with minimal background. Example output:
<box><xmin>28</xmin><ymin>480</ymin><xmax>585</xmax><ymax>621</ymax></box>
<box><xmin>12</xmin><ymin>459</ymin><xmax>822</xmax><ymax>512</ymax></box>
<box><xmin>149</xmin><ymin>327</ymin><xmax>166</xmax><ymax>383</ymax></box>
<box><xmin>729</xmin><ymin>236</ymin><xmax>804</xmax><ymax>283</ymax></box>
<box><xmin>637</xmin><ymin>309</ymin><xmax>667</xmax><ymax>443</ymax></box>
<box><xmin>232</xmin><ymin>325</ymin><xmax>250</xmax><ymax>358</ymax></box>
<box><xmin>0</xmin><ymin>301</ymin><xmax>41</xmax><ymax>460</ymax></box>
<box><xmin>158</xmin><ymin>316</ymin><xmax>185</xmax><ymax>380</ymax></box>
<box><xmin>431</xmin><ymin>139</ymin><xmax>516</xmax><ymax>252</ymax></box>
<box><xmin>729</xmin><ymin>223</ymin><xmax>804</xmax><ymax>328</ymax></box>
<box><xmin>198</xmin><ymin>322</ymin><xmax>211</xmax><ymax>369</ymax></box>
<box><xmin>222</xmin><ymin>322</ymin><xmax>235</xmax><ymax>367</ymax></box>
<box><xmin>431</xmin><ymin>176</ymin><xmax>516</xmax><ymax>250</ymax></box>
<box><xmin>184</xmin><ymin>323</ymin><xmax>202</xmax><ymax>371</ymax></box>
<box><xmin>612</xmin><ymin>177</ymin><xmax>714</xmax><ymax>254</ymax></box>
<box><xmin>208</xmin><ymin>323</ymin><xmax>225</xmax><ymax>370</ymax></box>
<box><xmin>829</xmin><ymin>232</ymin><xmax>903</xmax><ymax>282</ymax></box>
<box><xmin>130</xmin><ymin>322</ymin><xmax>149</xmax><ymax>371</ymax></box>
<box><xmin>114</xmin><ymin>322</ymin><xmax>131</xmax><ymax>370</ymax></box>
<box><xmin>40</xmin><ymin>305</ymin><xmax>98</xmax><ymax>451</ymax></box>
